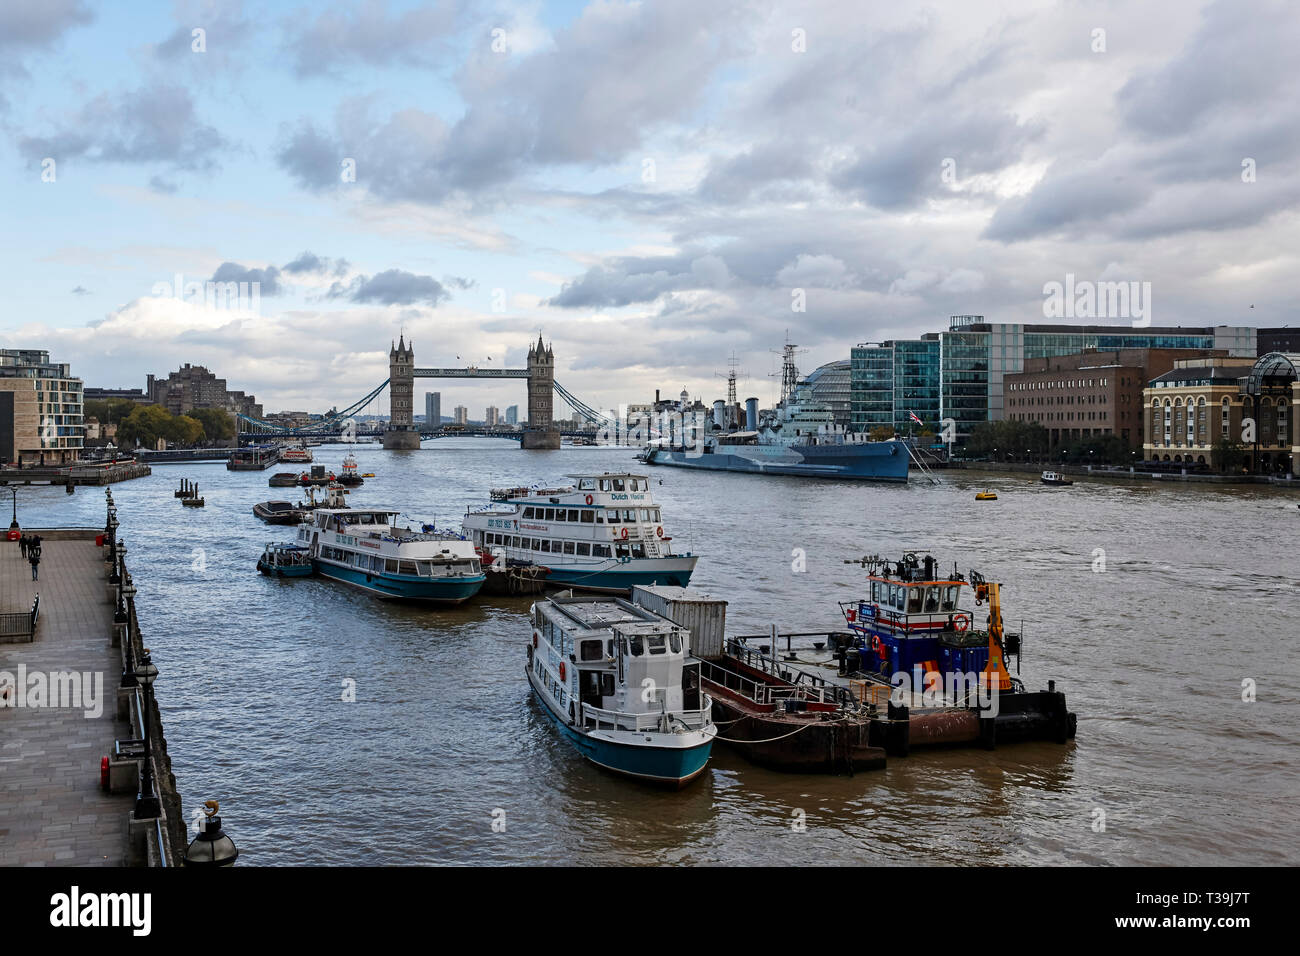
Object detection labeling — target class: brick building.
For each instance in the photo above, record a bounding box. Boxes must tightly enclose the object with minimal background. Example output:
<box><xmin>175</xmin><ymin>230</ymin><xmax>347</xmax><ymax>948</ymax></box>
<box><xmin>146</xmin><ymin>364</ymin><xmax>261</xmax><ymax>419</ymax></box>
<box><xmin>1003</xmin><ymin>348</ymin><xmax>1226</xmax><ymax>450</ymax></box>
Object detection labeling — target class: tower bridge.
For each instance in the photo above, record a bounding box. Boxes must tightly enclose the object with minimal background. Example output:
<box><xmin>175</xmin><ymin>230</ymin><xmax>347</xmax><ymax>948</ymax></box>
<box><xmin>236</xmin><ymin>336</ymin><xmax>610</xmax><ymax>449</ymax></box>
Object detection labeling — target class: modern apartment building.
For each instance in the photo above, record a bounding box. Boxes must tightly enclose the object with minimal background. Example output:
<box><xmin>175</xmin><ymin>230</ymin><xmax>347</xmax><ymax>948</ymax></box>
<box><xmin>0</xmin><ymin>349</ymin><xmax>84</xmax><ymax>466</ymax></box>
<box><xmin>453</xmin><ymin>405</ymin><xmax>468</xmax><ymax>425</ymax></box>
<box><xmin>505</xmin><ymin>405</ymin><xmax>518</xmax><ymax>425</ymax></box>
<box><xmin>851</xmin><ymin>316</ymin><xmax>1257</xmax><ymax>443</ymax></box>
<box><xmin>425</xmin><ymin>391</ymin><xmax>441</xmax><ymax>426</ymax></box>
<box><xmin>485</xmin><ymin>406</ymin><xmax>499</xmax><ymax>427</ymax></box>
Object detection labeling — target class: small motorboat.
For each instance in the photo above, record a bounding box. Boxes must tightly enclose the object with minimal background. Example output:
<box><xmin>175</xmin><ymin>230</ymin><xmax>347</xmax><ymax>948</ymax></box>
<box><xmin>253</xmin><ymin>500</ymin><xmax>309</xmax><ymax>525</ymax></box>
<box><xmin>975</xmin><ymin>491</ymin><xmax>998</xmax><ymax>500</ymax></box>
<box><xmin>1040</xmin><ymin>471</ymin><xmax>1074</xmax><ymax>486</ymax></box>
<box><xmin>269</xmin><ymin>472</ymin><xmax>300</xmax><ymax>487</ymax></box>
<box><xmin>257</xmin><ymin>542</ymin><xmax>313</xmax><ymax>577</ymax></box>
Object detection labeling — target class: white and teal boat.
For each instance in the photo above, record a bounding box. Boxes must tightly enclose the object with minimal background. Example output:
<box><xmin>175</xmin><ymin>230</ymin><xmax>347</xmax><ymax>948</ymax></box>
<box><xmin>529</xmin><ymin>594</ymin><xmax>714</xmax><ymax>787</ymax></box>
<box><xmin>297</xmin><ymin>508</ymin><xmax>485</xmax><ymax>603</ymax></box>
<box><xmin>461</xmin><ymin>473</ymin><xmax>698</xmax><ymax>593</ymax></box>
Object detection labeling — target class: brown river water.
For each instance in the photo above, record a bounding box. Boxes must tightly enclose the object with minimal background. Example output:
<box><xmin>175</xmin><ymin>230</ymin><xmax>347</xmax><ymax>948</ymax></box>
<box><xmin>21</xmin><ymin>440</ymin><xmax>1300</xmax><ymax>865</ymax></box>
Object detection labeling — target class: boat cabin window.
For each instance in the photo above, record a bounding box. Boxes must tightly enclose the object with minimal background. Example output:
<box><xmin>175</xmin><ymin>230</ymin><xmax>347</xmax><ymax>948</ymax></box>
<box><xmin>580</xmin><ymin>511</ymin><xmax>594</xmax><ymax>523</ymax></box>
<box><xmin>651</xmin><ymin>508</ymin><xmax>660</xmax><ymax>522</ymax></box>
<box><xmin>631</xmin><ymin>544</ymin><xmax>646</xmax><ymax>559</ymax></box>
<box><xmin>612</xmin><ymin>478</ymin><xmax>625</xmax><ymax>491</ymax></box>
<box><xmin>563</xmin><ymin>541</ymin><xmax>575</xmax><ymax>554</ymax></box>
<box><xmin>543</xmin><ymin>508</ymin><xmax>554</xmax><ymax>520</ymax></box>
<box><xmin>907</xmin><ymin>588</ymin><xmax>923</xmax><ymax>613</ymax></box>
<box><xmin>399</xmin><ymin>560</ymin><xmax>418</xmax><ymax>575</ymax></box>
<box><xmin>593</xmin><ymin>544</ymin><xmax>611</xmax><ymax>558</ymax></box>
<box><xmin>567</xmin><ymin>509</ymin><xmax>579</xmax><ymax>521</ymax></box>
<box><xmin>540</xmin><ymin>540</ymin><xmax>551</xmax><ymax>553</ymax></box>
<box><xmin>669</xmin><ymin>632</ymin><xmax>682</xmax><ymax>654</ymax></box>
<box><xmin>599</xmin><ymin>479</ymin><xmax>610</xmax><ymax>491</ymax></box>
<box><xmin>579</xmin><ymin>479</ymin><xmax>595</xmax><ymax>490</ymax></box>
<box><xmin>580</xmin><ymin>639</ymin><xmax>603</xmax><ymax>662</ymax></box>
<box><xmin>576</xmin><ymin>543</ymin><xmax>590</xmax><ymax>556</ymax></box>
<box><xmin>385</xmin><ymin>559</ymin><xmax>399</xmax><ymax>573</ymax></box>
<box><xmin>601</xmin><ymin>673</ymin><xmax>615</xmax><ymax>697</ymax></box>
<box><xmin>553</xmin><ymin>510</ymin><xmax>564</xmax><ymax>522</ymax></box>
<box><xmin>628</xmin><ymin>635</ymin><xmax>643</xmax><ymax>656</ymax></box>
<box><xmin>606</xmin><ymin>510</ymin><xmax>619</xmax><ymax>523</ymax></box>
<box><xmin>639</xmin><ymin>509</ymin><xmax>650</xmax><ymax>522</ymax></box>
<box><xmin>942</xmin><ymin>585</ymin><xmax>959</xmax><ymax>612</ymax></box>
<box><xmin>647</xmin><ymin>634</ymin><xmax>666</xmax><ymax>655</ymax></box>
<box><xmin>523</xmin><ymin>507</ymin><xmax>535</xmax><ymax>518</ymax></box>
<box><xmin>924</xmin><ymin>586</ymin><xmax>940</xmax><ymax>613</ymax></box>
<box><xmin>622</xmin><ymin>509</ymin><xmax>635</xmax><ymax>522</ymax></box>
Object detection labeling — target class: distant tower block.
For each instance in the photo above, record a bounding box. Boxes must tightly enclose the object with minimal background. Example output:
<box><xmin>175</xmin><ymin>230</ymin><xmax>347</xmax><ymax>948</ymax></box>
<box><xmin>383</xmin><ymin>336</ymin><xmax>421</xmax><ymax>449</ymax></box>
<box><xmin>523</xmin><ymin>335</ymin><xmax>560</xmax><ymax>450</ymax></box>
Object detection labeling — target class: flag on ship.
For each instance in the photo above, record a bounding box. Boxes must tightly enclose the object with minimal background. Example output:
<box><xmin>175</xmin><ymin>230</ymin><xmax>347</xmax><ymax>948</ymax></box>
<box><xmin>908</xmin><ymin>411</ymin><xmax>924</xmax><ymax>426</ymax></box>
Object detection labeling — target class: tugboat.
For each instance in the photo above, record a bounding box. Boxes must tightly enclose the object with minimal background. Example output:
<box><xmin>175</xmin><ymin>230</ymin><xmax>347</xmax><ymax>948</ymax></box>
<box><xmin>336</xmin><ymin>453</ymin><xmax>364</xmax><ymax>487</ymax></box>
<box><xmin>838</xmin><ymin>552</ymin><xmax>1076</xmax><ymax>747</ymax></box>
<box><xmin>528</xmin><ymin>593</ymin><xmax>715</xmax><ymax>787</ymax></box>
<box><xmin>461</xmin><ymin>474</ymin><xmax>698</xmax><ymax>593</ymax></box>
<box><xmin>296</xmin><ymin>508</ymin><xmax>485</xmax><ymax>603</ymax></box>
<box><xmin>257</xmin><ymin>542</ymin><xmax>313</xmax><ymax>577</ymax></box>
<box><xmin>1040</xmin><ymin>471</ymin><xmax>1073</xmax><ymax>486</ymax></box>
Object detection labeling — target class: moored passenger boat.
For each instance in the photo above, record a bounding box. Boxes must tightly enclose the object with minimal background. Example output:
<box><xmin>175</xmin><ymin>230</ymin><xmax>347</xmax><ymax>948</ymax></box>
<box><xmin>462</xmin><ymin>473</ymin><xmax>698</xmax><ymax>593</ymax></box>
<box><xmin>281</xmin><ymin>442</ymin><xmax>313</xmax><ymax>464</ymax></box>
<box><xmin>297</xmin><ymin>508</ymin><xmax>485</xmax><ymax>603</ymax></box>
<box><xmin>529</xmin><ymin>594</ymin><xmax>714</xmax><ymax>787</ymax></box>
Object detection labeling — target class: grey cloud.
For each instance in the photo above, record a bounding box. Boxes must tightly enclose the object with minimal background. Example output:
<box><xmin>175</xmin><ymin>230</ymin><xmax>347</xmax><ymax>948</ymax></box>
<box><xmin>283</xmin><ymin>1</ymin><xmax>464</xmax><ymax>77</ymax></box>
<box><xmin>329</xmin><ymin>269</ymin><xmax>449</xmax><ymax>306</ymax></box>
<box><xmin>18</xmin><ymin>84</ymin><xmax>227</xmax><ymax>172</ymax></box>
<box><xmin>0</xmin><ymin>1</ymin><xmax>92</xmax><ymax>53</ymax></box>
<box><xmin>284</xmin><ymin>251</ymin><xmax>350</xmax><ymax>276</ymax></box>
<box><xmin>212</xmin><ymin>262</ymin><xmax>282</xmax><ymax>295</ymax></box>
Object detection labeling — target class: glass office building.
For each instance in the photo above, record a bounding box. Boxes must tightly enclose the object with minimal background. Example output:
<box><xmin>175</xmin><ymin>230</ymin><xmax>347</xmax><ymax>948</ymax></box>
<box><xmin>852</xmin><ymin>318</ymin><xmax>1256</xmax><ymax>445</ymax></box>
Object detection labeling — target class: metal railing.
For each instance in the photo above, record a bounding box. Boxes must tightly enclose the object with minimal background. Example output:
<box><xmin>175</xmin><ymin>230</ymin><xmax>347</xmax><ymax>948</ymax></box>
<box><xmin>581</xmin><ymin>702</ymin><xmax>711</xmax><ymax>732</ymax></box>
<box><xmin>0</xmin><ymin>594</ymin><xmax>40</xmax><ymax>639</ymax></box>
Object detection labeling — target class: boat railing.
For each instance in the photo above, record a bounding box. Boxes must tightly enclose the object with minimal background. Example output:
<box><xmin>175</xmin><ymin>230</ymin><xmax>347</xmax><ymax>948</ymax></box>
<box><xmin>581</xmin><ymin>702</ymin><xmax>711</xmax><ymax>733</ymax></box>
<box><xmin>720</xmin><ymin>638</ymin><xmax>858</xmax><ymax>709</ymax></box>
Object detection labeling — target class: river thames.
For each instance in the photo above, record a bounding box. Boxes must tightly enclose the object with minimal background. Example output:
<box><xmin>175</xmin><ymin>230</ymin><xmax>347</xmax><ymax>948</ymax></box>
<box><xmin>18</xmin><ymin>441</ymin><xmax>1300</xmax><ymax>865</ymax></box>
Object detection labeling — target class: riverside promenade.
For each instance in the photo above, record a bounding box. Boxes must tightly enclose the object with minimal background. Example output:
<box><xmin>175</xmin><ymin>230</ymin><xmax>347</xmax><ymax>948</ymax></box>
<box><xmin>0</xmin><ymin>526</ymin><xmax>183</xmax><ymax>866</ymax></box>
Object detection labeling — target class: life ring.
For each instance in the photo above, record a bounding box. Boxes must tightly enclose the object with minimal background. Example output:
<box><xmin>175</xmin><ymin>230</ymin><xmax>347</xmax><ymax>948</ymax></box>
<box><xmin>620</xmin><ymin>527</ymin><xmax>628</xmax><ymax>540</ymax></box>
<box><xmin>558</xmin><ymin>661</ymin><xmax>566</xmax><ymax>682</ymax></box>
<box><xmin>584</xmin><ymin>494</ymin><xmax>593</xmax><ymax>505</ymax></box>
<box><xmin>954</xmin><ymin>613</ymin><xmax>971</xmax><ymax>632</ymax></box>
<box><xmin>532</xmin><ymin>632</ymin><xmax>538</xmax><ymax>648</ymax></box>
<box><xmin>870</xmin><ymin>634</ymin><xmax>881</xmax><ymax>654</ymax></box>
<box><xmin>655</xmin><ymin>526</ymin><xmax>663</xmax><ymax>538</ymax></box>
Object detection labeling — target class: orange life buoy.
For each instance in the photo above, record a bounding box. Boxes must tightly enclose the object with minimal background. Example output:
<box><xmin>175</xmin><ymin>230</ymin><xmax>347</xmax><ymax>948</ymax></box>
<box><xmin>871</xmin><ymin>634</ymin><xmax>881</xmax><ymax>654</ymax></box>
<box><xmin>954</xmin><ymin>613</ymin><xmax>971</xmax><ymax>632</ymax></box>
<box><xmin>620</xmin><ymin>527</ymin><xmax>628</xmax><ymax>540</ymax></box>
<box><xmin>584</xmin><ymin>494</ymin><xmax>593</xmax><ymax>505</ymax></box>
<box><xmin>655</xmin><ymin>526</ymin><xmax>663</xmax><ymax>538</ymax></box>
<box><xmin>558</xmin><ymin>661</ymin><xmax>566</xmax><ymax>682</ymax></box>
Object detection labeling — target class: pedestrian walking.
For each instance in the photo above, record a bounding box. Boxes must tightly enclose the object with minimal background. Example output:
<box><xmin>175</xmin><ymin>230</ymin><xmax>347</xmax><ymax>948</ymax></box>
<box><xmin>29</xmin><ymin>550</ymin><xmax>39</xmax><ymax>581</ymax></box>
<box><xmin>19</xmin><ymin>534</ymin><xmax>28</xmax><ymax>559</ymax></box>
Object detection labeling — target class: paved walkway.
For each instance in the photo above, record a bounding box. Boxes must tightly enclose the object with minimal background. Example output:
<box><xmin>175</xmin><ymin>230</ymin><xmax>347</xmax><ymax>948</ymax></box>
<box><xmin>0</xmin><ymin>536</ymin><xmax>135</xmax><ymax>866</ymax></box>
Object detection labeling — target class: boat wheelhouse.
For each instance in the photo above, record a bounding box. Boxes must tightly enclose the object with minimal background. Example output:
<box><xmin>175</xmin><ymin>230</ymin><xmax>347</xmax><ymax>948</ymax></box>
<box><xmin>529</xmin><ymin>595</ymin><xmax>714</xmax><ymax>787</ymax></box>
<box><xmin>840</xmin><ymin>552</ymin><xmax>1018</xmax><ymax>696</ymax></box>
<box><xmin>462</xmin><ymin>473</ymin><xmax>698</xmax><ymax>593</ymax></box>
<box><xmin>257</xmin><ymin>542</ymin><xmax>313</xmax><ymax>577</ymax></box>
<box><xmin>297</xmin><ymin>508</ymin><xmax>485</xmax><ymax>603</ymax></box>
<box><xmin>337</xmin><ymin>453</ymin><xmax>363</xmax><ymax>486</ymax></box>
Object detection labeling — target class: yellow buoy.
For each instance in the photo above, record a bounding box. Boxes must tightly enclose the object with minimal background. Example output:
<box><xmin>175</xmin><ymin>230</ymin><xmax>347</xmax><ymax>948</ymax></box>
<box><xmin>975</xmin><ymin>491</ymin><xmax>998</xmax><ymax>500</ymax></box>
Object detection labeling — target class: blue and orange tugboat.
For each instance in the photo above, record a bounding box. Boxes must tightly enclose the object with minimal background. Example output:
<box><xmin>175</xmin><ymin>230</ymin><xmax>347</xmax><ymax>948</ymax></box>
<box><xmin>837</xmin><ymin>551</ymin><xmax>1076</xmax><ymax>749</ymax></box>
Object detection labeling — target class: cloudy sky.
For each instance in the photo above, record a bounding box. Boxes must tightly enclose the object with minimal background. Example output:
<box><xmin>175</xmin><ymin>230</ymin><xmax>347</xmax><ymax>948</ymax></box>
<box><xmin>1</xmin><ymin>0</ymin><xmax>1293</xmax><ymax>417</ymax></box>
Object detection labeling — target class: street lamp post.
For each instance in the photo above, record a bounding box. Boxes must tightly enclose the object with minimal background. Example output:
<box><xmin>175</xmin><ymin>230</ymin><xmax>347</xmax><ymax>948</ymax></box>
<box><xmin>9</xmin><ymin>487</ymin><xmax>17</xmax><ymax>531</ymax></box>
<box><xmin>185</xmin><ymin>801</ymin><xmax>239</xmax><ymax>866</ymax></box>
<box><xmin>133</xmin><ymin>648</ymin><xmax>160</xmax><ymax>819</ymax></box>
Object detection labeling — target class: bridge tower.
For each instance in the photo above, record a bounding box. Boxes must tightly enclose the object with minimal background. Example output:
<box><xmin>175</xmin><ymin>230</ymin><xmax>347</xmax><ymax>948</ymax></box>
<box><xmin>383</xmin><ymin>335</ymin><xmax>421</xmax><ymax>449</ymax></box>
<box><xmin>522</xmin><ymin>335</ymin><xmax>560</xmax><ymax>450</ymax></box>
